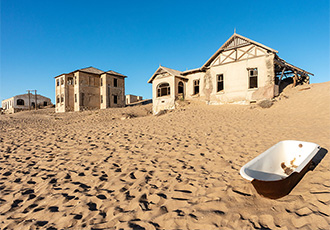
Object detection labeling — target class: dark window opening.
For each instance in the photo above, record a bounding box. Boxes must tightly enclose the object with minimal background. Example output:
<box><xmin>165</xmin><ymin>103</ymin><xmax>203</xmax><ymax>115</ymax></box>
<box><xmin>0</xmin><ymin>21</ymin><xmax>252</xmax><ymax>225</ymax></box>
<box><xmin>56</xmin><ymin>79</ymin><xmax>60</xmax><ymax>86</ymax></box>
<box><xmin>114</xmin><ymin>78</ymin><xmax>118</xmax><ymax>87</ymax></box>
<box><xmin>61</xmin><ymin>95</ymin><xmax>64</xmax><ymax>103</ymax></box>
<box><xmin>74</xmin><ymin>76</ymin><xmax>77</xmax><ymax>85</ymax></box>
<box><xmin>75</xmin><ymin>94</ymin><xmax>77</xmax><ymax>103</ymax></box>
<box><xmin>68</xmin><ymin>77</ymin><xmax>73</xmax><ymax>85</ymax></box>
<box><xmin>17</xmin><ymin>99</ymin><xmax>24</xmax><ymax>105</ymax></box>
<box><xmin>193</xmin><ymin>79</ymin><xmax>200</xmax><ymax>95</ymax></box>
<box><xmin>178</xmin><ymin>82</ymin><xmax>184</xmax><ymax>94</ymax></box>
<box><xmin>249</xmin><ymin>68</ymin><xmax>258</xmax><ymax>89</ymax></box>
<box><xmin>217</xmin><ymin>74</ymin><xmax>224</xmax><ymax>92</ymax></box>
<box><xmin>57</xmin><ymin>96</ymin><xmax>60</xmax><ymax>104</ymax></box>
<box><xmin>61</xmin><ymin>78</ymin><xmax>64</xmax><ymax>85</ymax></box>
<box><xmin>101</xmin><ymin>95</ymin><xmax>103</xmax><ymax>103</ymax></box>
<box><xmin>113</xmin><ymin>95</ymin><xmax>118</xmax><ymax>104</ymax></box>
<box><xmin>101</xmin><ymin>78</ymin><xmax>103</xmax><ymax>86</ymax></box>
<box><xmin>43</xmin><ymin>101</ymin><xmax>47</xmax><ymax>106</ymax></box>
<box><xmin>157</xmin><ymin>83</ymin><xmax>170</xmax><ymax>97</ymax></box>
<box><xmin>31</xmin><ymin>102</ymin><xmax>35</xmax><ymax>108</ymax></box>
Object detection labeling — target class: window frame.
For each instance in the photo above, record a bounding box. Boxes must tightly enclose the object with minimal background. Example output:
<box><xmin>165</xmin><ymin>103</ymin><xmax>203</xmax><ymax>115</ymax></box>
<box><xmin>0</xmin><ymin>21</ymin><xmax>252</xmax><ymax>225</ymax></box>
<box><xmin>17</xmin><ymin>99</ymin><xmax>25</xmax><ymax>106</ymax></box>
<box><xmin>217</xmin><ymin>74</ymin><xmax>224</xmax><ymax>92</ymax></box>
<box><xmin>114</xmin><ymin>78</ymin><xmax>118</xmax><ymax>87</ymax></box>
<box><xmin>193</xmin><ymin>79</ymin><xmax>200</xmax><ymax>95</ymax></box>
<box><xmin>156</xmin><ymin>82</ymin><xmax>171</xmax><ymax>97</ymax></box>
<box><xmin>248</xmin><ymin>68</ymin><xmax>258</xmax><ymax>89</ymax></box>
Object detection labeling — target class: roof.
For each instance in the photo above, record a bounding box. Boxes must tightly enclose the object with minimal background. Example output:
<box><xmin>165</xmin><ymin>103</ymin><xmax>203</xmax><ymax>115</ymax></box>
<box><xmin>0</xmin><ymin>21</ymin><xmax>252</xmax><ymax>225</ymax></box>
<box><xmin>105</xmin><ymin>70</ymin><xmax>127</xmax><ymax>78</ymax></box>
<box><xmin>274</xmin><ymin>55</ymin><xmax>313</xmax><ymax>76</ymax></box>
<box><xmin>55</xmin><ymin>66</ymin><xmax>127</xmax><ymax>78</ymax></box>
<box><xmin>147</xmin><ymin>65</ymin><xmax>188</xmax><ymax>83</ymax></box>
<box><xmin>202</xmin><ymin>33</ymin><xmax>278</xmax><ymax>69</ymax></box>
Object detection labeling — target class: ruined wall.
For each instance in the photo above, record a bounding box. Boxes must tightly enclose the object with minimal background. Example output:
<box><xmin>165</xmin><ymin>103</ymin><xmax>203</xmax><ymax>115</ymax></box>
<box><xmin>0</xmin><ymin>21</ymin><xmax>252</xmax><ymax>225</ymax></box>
<box><xmin>76</xmin><ymin>72</ymin><xmax>100</xmax><ymax>111</ymax></box>
<box><xmin>2</xmin><ymin>94</ymin><xmax>52</xmax><ymax>114</ymax></box>
<box><xmin>126</xmin><ymin>94</ymin><xmax>143</xmax><ymax>105</ymax></box>
<box><xmin>152</xmin><ymin>74</ymin><xmax>175</xmax><ymax>114</ymax></box>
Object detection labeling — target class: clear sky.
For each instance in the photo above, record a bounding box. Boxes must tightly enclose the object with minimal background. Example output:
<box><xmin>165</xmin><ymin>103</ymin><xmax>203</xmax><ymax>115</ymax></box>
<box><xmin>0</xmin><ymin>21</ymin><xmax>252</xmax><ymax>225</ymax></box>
<box><xmin>1</xmin><ymin>0</ymin><xmax>329</xmax><ymax>103</ymax></box>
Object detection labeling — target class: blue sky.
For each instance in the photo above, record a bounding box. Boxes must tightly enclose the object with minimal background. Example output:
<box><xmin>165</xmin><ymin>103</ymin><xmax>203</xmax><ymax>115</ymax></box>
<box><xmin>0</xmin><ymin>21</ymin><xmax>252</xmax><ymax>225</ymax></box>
<box><xmin>1</xmin><ymin>0</ymin><xmax>329</xmax><ymax>103</ymax></box>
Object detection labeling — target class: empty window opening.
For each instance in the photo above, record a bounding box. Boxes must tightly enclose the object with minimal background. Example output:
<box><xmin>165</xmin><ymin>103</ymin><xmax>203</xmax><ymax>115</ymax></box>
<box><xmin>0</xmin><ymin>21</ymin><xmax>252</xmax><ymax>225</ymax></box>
<box><xmin>113</xmin><ymin>95</ymin><xmax>118</xmax><ymax>104</ymax></box>
<box><xmin>31</xmin><ymin>102</ymin><xmax>35</xmax><ymax>108</ymax></box>
<box><xmin>249</xmin><ymin>68</ymin><xmax>258</xmax><ymax>89</ymax></box>
<box><xmin>61</xmin><ymin>95</ymin><xmax>64</xmax><ymax>103</ymax></box>
<box><xmin>157</xmin><ymin>83</ymin><xmax>170</xmax><ymax>97</ymax></box>
<box><xmin>114</xmin><ymin>78</ymin><xmax>118</xmax><ymax>87</ymax></box>
<box><xmin>17</xmin><ymin>99</ymin><xmax>24</xmax><ymax>106</ymax></box>
<box><xmin>56</xmin><ymin>79</ymin><xmax>60</xmax><ymax>86</ymax></box>
<box><xmin>101</xmin><ymin>95</ymin><xmax>103</xmax><ymax>104</ymax></box>
<box><xmin>67</xmin><ymin>77</ymin><xmax>73</xmax><ymax>85</ymax></box>
<box><xmin>193</xmin><ymin>79</ymin><xmax>200</xmax><ymax>95</ymax></box>
<box><xmin>74</xmin><ymin>76</ymin><xmax>77</xmax><ymax>85</ymax></box>
<box><xmin>56</xmin><ymin>96</ymin><xmax>60</xmax><ymax>104</ymax></box>
<box><xmin>217</xmin><ymin>74</ymin><xmax>224</xmax><ymax>92</ymax></box>
<box><xmin>74</xmin><ymin>94</ymin><xmax>77</xmax><ymax>103</ymax></box>
<box><xmin>178</xmin><ymin>82</ymin><xmax>184</xmax><ymax>94</ymax></box>
<box><xmin>61</xmin><ymin>78</ymin><xmax>64</xmax><ymax>85</ymax></box>
<box><xmin>101</xmin><ymin>78</ymin><xmax>103</xmax><ymax>86</ymax></box>
<box><xmin>43</xmin><ymin>101</ymin><xmax>48</xmax><ymax>106</ymax></box>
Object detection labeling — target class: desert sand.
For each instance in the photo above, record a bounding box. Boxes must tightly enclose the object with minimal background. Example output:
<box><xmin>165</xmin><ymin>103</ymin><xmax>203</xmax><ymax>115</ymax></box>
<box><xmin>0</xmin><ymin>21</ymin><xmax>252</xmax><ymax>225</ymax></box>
<box><xmin>0</xmin><ymin>82</ymin><xmax>329</xmax><ymax>230</ymax></box>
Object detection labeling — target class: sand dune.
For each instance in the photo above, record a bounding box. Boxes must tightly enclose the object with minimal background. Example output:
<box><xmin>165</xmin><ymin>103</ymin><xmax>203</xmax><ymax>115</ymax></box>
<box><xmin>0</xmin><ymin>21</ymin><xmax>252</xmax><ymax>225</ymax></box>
<box><xmin>0</xmin><ymin>82</ymin><xmax>329</xmax><ymax>229</ymax></box>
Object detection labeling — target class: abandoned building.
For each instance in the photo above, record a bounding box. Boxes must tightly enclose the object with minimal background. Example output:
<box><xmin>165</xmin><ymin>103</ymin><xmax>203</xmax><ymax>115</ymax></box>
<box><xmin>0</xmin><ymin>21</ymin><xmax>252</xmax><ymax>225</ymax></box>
<box><xmin>148</xmin><ymin>33</ymin><xmax>313</xmax><ymax>114</ymax></box>
<box><xmin>55</xmin><ymin>67</ymin><xmax>126</xmax><ymax>113</ymax></box>
<box><xmin>125</xmin><ymin>94</ymin><xmax>143</xmax><ymax>105</ymax></box>
<box><xmin>1</xmin><ymin>93</ymin><xmax>52</xmax><ymax>114</ymax></box>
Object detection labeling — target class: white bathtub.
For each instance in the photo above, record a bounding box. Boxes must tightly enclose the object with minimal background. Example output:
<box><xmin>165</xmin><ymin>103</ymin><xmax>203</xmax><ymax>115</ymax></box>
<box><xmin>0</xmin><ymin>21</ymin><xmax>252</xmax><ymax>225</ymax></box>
<box><xmin>240</xmin><ymin>140</ymin><xmax>320</xmax><ymax>198</ymax></box>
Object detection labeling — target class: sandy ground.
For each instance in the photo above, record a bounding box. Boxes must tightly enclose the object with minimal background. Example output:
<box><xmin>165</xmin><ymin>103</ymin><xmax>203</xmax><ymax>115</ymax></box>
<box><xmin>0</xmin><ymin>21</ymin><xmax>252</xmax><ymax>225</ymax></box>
<box><xmin>0</xmin><ymin>82</ymin><xmax>329</xmax><ymax>230</ymax></box>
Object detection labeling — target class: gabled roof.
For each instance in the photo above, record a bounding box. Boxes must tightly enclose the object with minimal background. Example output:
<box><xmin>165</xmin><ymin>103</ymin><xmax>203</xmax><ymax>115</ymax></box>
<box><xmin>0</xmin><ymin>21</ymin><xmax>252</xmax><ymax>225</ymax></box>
<box><xmin>202</xmin><ymin>33</ymin><xmax>278</xmax><ymax>69</ymax></box>
<box><xmin>79</xmin><ymin>67</ymin><xmax>104</xmax><ymax>75</ymax></box>
<box><xmin>55</xmin><ymin>66</ymin><xmax>127</xmax><ymax>78</ymax></box>
<box><xmin>147</xmin><ymin>65</ymin><xmax>187</xmax><ymax>83</ymax></box>
<box><xmin>105</xmin><ymin>70</ymin><xmax>127</xmax><ymax>78</ymax></box>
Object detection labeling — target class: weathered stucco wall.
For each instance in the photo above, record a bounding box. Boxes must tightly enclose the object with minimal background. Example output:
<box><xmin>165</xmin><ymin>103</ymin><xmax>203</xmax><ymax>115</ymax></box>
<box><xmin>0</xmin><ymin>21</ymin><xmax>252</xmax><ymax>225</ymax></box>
<box><xmin>152</xmin><ymin>74</ymin><xmax>175</xmax><ymax>114</ymax></box>
<box><xmin>185</xmin><ymin>54</ymin><xmax>275</xmax><ymax>104</ymax></box>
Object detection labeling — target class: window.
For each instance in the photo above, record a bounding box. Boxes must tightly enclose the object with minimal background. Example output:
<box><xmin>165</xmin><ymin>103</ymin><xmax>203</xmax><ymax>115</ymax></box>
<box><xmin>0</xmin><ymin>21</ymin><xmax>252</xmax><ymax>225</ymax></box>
<box><xmin>74</xmin><ymin>76</ymin><xmax>77</xmax><ymax>85</ymax></box>
<box><xmin>56</xmin><ymin>79</ymin><xmax>60</xmax><ymax>86</ymax></box>
<box><xmin>31</xmin><ymin>102</ymin><xmax>35</xmax><ymax>108</ymax></box>
<box><xmin>178</xmin><ymin>82</ymin><xmax>184</xmax><ymax>94</ymax></box>
<box><xmin>67</xmin><ymin>77</ymin><xmax>73</xmax><ymax>85</ymax></box>
<box><xmin>61</xmin><ymin>78</ymin><xmax>64</xmax><ymax>85</ymax></box>
<box><xmin>56</xmin><ymin>96</ymin><xmax>60</xmax><ymax>104</ymax></box>
<box><xmin>61</xmin><ymin>94</ymin><xmax>64</xmax><ymax>103</ymax></box>
<box><xmin>217</xmin><ymin>74</ymin><xmax>224</xmax><ymax>92</ymax></box>
<box><xmin>43</xmin><ymin>101</ymin><xmax>48</xmax><ymax>106</ymax></box>
<box><xmin>101</xmin><ymin>95</ymin><xmax>103</xmax><ymax>103</ymax></box>
<box><xmin>75</xmin><ymin>94</ymin><xmax>77</xmax><ymax>103</ymax></box>
<box><xmin>157</xmin><ymin>83</ymin><xmax>170</xmax><ymax>97</ymax></box>
<box><xmin>193</xmin><ymin>79</ymin><xmax>200</xmax><ymax>95</ymax></box>
<box><xmin>114</xmin><ymin>78</ymin><xmax>118</xmax><ymax>87</ymax></box>
<box><xmin>249</xmin><ymin>68</ymin><xmax>258</xmax><ymax>89</ymax></box>
<box><xmin>101</xmin><ymin>78</ymin><xmax>103</xmax><ymax>86</ymax></box>
<box><xmin>113</xmin><ymin>95</ymin><xmax>118</xmax><ymax>104</ymax></box>
<box><xmin>17</xmin><ymin>99</ymin><xmax>24</xmax><ymax>105</ymax></box>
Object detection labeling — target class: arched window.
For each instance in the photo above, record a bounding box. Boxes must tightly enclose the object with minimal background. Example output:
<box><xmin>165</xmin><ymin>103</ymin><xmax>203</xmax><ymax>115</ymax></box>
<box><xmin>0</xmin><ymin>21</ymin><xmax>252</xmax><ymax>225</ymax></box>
<box><xmin>157</xmin><ymin>83</ymin><xmax>170</xmax><ymax>97</ymax></box>
<box><xmin>178</xmin><ymin>82</ymin><xmax>184</xmax><ymax>94</ymax></box>
<box><xmin>17</xmin><ymin>99</ymin><xmax>25</xmax><ymax>105</ymax></box>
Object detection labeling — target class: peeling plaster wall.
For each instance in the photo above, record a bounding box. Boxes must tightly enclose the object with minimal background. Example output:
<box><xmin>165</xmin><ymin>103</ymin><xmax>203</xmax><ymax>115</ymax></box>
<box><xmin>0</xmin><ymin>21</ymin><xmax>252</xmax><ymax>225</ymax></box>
<box><xmin>185</xmin><ymin>54</ymin><xmax>275</xmax><ymax>104</ymax></box>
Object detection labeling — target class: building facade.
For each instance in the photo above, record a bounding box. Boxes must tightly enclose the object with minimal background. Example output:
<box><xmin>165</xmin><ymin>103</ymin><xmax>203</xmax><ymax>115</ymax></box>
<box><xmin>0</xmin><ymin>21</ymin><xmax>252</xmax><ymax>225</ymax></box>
<box><xmin>148</xmin><ymin>33</ymin><xmax>313</xmax><ymax>114</ymax></box>
<box><xmin>125</xmin><ymin>94</ymin><xmax>143</xmax><ymax>105</ymax></box>
<box><xmin>55</xmin><ymin>67</ymin><xmax>126</xmax><ymax>113</ymax></box>
<box><xmin>1</xmin><ymin>93</ymin><xmax>52</xmax><ymax>114</ymax></box>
